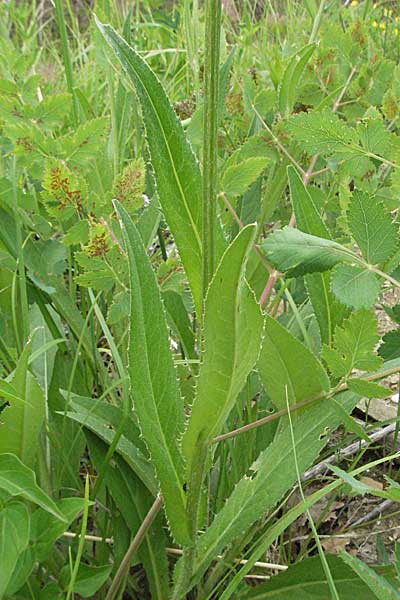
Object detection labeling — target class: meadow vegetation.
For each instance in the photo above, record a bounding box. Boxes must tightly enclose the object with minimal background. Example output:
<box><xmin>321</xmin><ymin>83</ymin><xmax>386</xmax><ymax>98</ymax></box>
<box><xmin>0</xmin><ymin>0</ymin><xmax>400</xmax><ymax>598</ymax></box>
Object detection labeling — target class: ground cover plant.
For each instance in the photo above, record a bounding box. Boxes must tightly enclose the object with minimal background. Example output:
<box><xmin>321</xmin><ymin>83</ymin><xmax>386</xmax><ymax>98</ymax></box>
<box><xmin>1</xmin><ymin>0</ymin><xmax>400</xmax><ymax>598</ymax></box>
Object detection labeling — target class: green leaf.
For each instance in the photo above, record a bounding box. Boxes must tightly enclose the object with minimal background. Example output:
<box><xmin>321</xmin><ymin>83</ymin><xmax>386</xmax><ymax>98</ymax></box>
<box><xmin>262</xmin><ymin>227</ymin><xmax>357</xmax><ymax>278</ymax></box>
<box><xmin>31</xmin><ymin>498</ymin><xmax>86</xmax><ymax>562</ymax></box>
<box><xmin>339</xmin><ymin>551</ymin><xmax>400</xmax><ymax>600</ymax></box>
<box><xmin>87</xmin><ymin>432</ymin><xmax>169</xmax><ymax>600</ymax></box>
<box><xmin>63</xmin><ymin>220</ymin><xmax>89</xmax><ymax>246</ymax></box>
<box><xmin>331</xmin><ymin>398</ymin><xmax>370</xmax><ymax>442</ymax></box>
<box><xmin>258</xmin><ymin>315</ymin><xmax>330</xmax><ymax>411</ymax></box>
<box><xmin>279</xmin><ymin>43</ymin><xmax>316</xmax><ymax>117</ymax></box>
<box><xmin>191</xmin><ymin>392</ymin><xmax>360</xmax><ymax>587</ymax></box>
<box><xmin>62</xmin><ymin>404</ymin><xmax>157</xmax><ymax>495</ymax></box>
<box><xmin>0</xmin><ymin>340</ymin><xmax>45</xmax><ymax>466</ymax></box>
<box><xmin>162</xmin><ymin>290</ymin><xmax>196</xmax><ymax>360</ymax></box>
<box><xmin>59</xmin><ymin>564</ymin><xmax>113</xmax><ymax>598</ymax></box>
<box><xmin>347</xmin><ymin>379</ymin><xmax>389</xmax><ymax>399</ymax></box>
<box><xmin>62</xmin><ymin>117</ymin><xmax>109</xmax><ymax>166</ymax></box>
<box><xmin>182</xmin><ymin>225</ymin><xmax>263</xmax><ymax>470</ymax></box>
<box><xmin>379</xmin><ymin>330</ymin><xmax>400</xmax><ymax>361</ymax></box>
<box><xmin>0</xmin><ymin>380</ymin><xmax>23</xmax><ymax>404</ymax></box>
<box><xmin>240</xmin><ymin>555</ymin><xmax>397</xmax><ymax>599</ymax></box>
<box><xmin>33</xmin><ymin>93</ymin><xmax>72</xmax><ymax>128</ymax></box>
<box><xmin>0</xmin><ymin>502</ymin><xmax>30</xmax><ymax>599</ymax></box>
<box><xmin>321</xmin><ymin>310</ymin><xmax>382</xmax><ymax>379</ymax></box>
<box><xmin>0</xmin><ymin>454</ymin><xmax>65</xmax><ymax>520</ymax></box>
<box><xmin>285</xmin><ymin>109</ymin><xmax>360</xmax><ymax>159</ymax></box>
<box><xmin>331</xmin><ymin>264</ymin><xmax>381</xmax><ymax>309</ymax></box>
<box><xmin>222</xmin><ymin>157</ymin><xmax>268</xmax><ymax>196</ymax></box>
<box><xmin>288</xmin><ymin>166</ymin><xmax>347</xmax><ymax>344</ymax></box>
<box><xmin>114</xmin><ymin>201</ymin><xmax>188</xmax><ymax>544</ymax></box>
<box><xmin>347</xmin><ymin>191</ymin><xmax>397</xmax><ymax>265</ymax></box>
<box><xmin>96</xmin><ymin>17</ymin><xmax>204</xmax><ymax>313</ymax></box>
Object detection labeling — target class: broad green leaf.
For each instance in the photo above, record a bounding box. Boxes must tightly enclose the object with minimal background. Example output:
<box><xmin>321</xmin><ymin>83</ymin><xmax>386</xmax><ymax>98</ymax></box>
<box><xmin>31</xmin><ymin>498</ymin><xmax>86</xmax><ymax>562</ymax></box>
<box><xmin>0</xmin><ymin>380</ymin><xmax>23</xmax><ymax>404</ymax></box>
<box><xmin>347</xmin><ymin>379</ymin><xmax>389</xmax><ymax>399</ymax></box>
<box><xmin>321</xmin><ymin>310</ymin><xmax>382</xmax><ymax>379</ymax></box>
<box><xmin>87</xmin><ymin>432</ymin><xmax>169</xmax><ymax>600</ymax></box>
<box><xmin>348</xmin><ymin>191</ymin><xmax>397</xmax><ymax>265</ymax></box>
<box><xmin>258</xmin><ymin>315</ymin><xmax>330</xmax><ymax>411</ymax></box>
<box><xmin>0</xmin><ymin>454</ymin><xmax>65</xmax><ymax>520</ymax></box>
<box><xmin>0</xmin><ymin>340</ymin><xmax>45</xmax><ymax>466</ymax></box>
<box><xmin>96</xmin><ymin>17</ymin><xmax>204</xmax><ymax>313</ymax></box>
<box><xmin>222</xmin><ymin>157</ymin><xmax>268</xmax><ymax>196</ymax></box>
<box><xmin>262</xmin><ymin>227</ymin><xmax>358</xmax><ymax>278</ymax></box>
<box><xmin>279</xmin><ymin>43</ymin><xmax>316</xmax><ymax>117</ymax></box>
<box><xmin>240</xmin><ymin>555</ymin><xmax>397</xmax><ymax>599</ymax></box>
<box><xmin>339</xmin><ymin>551</ymin><xmax>400</xmax><ymax>600</ymax></box>
<box><xmin>59</xmin><ymin>564</ymin><xmax>113</xmax><ymax>598</ymax></box>
<box><xmin>191</xmin><ymin>391</ymin><xmax>360</xmax><ymax>587</ymax></box>
<box><xmin>285</xmin><ymin>109</ymin><xmax>360</xmax><ymax>159</ymax></box>
<box><xmin>114</xmin><ymin>201</ymin><xmax>188</xmax><ymax>544</ymax></box>
<box><xmin>62</xmin><ymin>117</ymin><xmax>109</xmax><ymax>166</ymax></box>
<box><xmin>331</xmin><ymin>264</ymin><xmax>380</xmax><ymax>309</ymax></box>
<box><xmin>182</xmin><ymin>225</ymin><xmax>263</xmax><ymax>471</ymax></box>
<box><xmin>33</xmin><ymin>93</ymin><xmax>72</xmax><ymax>128</ymax></box>
<box><xmin>288</xmin><ymin>166</ymin><xmax>347</xmax><ymax>344</ymax></box>
<box><xmin>331</xmin><ymin>398</ymin><xmax>370</xmax><ymax>442</ymax></box>
<box><xmin>0</xmin><ymin>502</ymin><xmax>30</xmax><ymax>599</ymax></box>
<box><xmin>63</xmin><ymin>220</ymin><xmax>89</xmax><ymax>246</ymax></box>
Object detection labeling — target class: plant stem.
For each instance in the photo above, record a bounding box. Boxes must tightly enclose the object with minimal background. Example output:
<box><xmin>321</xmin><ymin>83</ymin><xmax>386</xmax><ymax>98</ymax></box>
<box><xmin>106</xmin><ymin>494</ymin><xmax>163</xmax><ymax>600</ymax></box>
<box><xmin>54</xmin><ymin>0</ymin><xmax>79</xmax><ymax>127</ymax></box>
<box><xmin>201</xmin><ymin>0</ymin><xmax>222</xmax><ymax>317</ymax></box>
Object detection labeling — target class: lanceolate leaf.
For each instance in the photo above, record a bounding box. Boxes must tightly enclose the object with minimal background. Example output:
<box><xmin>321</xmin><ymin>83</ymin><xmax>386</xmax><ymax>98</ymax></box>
<box><xmin>347</xmin><ymin>190</ymin><xmax>397</xmax><ymax>266</ymax></box>
<box><xmin>96</xmin><ymin>17</ymin><xmax>203</xmax><ymax>313</ymax></box>
<box><xmin>191</xmin><ymin>391</ymin><xmax>360</xmax><ymax>587</ymax></box>
<box><xmin>114</xmin><ymin>201</ymin><xmax>188</xmax><ymax>545</ymax></box>
<box><xmin>182</xmin><ymin>225</ymin><xmax>263</xmax><ymax>471</ymax></box>
<box><xmin>288</xmin><ymin>166</ymin><xmax>347</xmax><ymax>344</ymax></box>
<box><xmin>339</xmin><ymin>551</ymin><xmax>400</xmax><ymax>600</ymax></box>
<box><xmin>0</xmin><ymin>340</ymin><xmax>44</xmax><ymax>466</ymax></box>
<box><xmin>262</xmin><ymin>227</ymin><xmax>358</xmax><ymax>278</ymax></box>
<box><xmin>241</xmin><ymin>555</ymin><xmax>397</xmax><ymax>599</ymax></box>
<box><xmin>279</xmin><ymin>43</ymin><xmax>316</xmax><ymax>117</ymax></box>
<box><xmin>258</xmin><ymin>315</ymin><xmax>330</xmax><ymax>411</ymax></box>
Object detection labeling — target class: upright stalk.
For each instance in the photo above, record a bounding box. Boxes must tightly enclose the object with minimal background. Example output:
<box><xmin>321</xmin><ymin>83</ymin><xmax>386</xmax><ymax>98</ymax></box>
<box><xmin>54</xmin><ymin>0</ymin><xmax>79</xmax><ymax>127</ymax></box>
<box><xmin>201</xmin><ymin>0</ymin><xmax>222</xmax><ymax>318</ymax></box>
<box><xmin>173</xmin><ymin>3</ymin><xmax>222</xmax><ymax>598</ymax></box>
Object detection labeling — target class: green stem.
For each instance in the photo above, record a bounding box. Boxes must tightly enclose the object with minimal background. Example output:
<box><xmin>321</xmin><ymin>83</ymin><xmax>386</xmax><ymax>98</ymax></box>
<box><xmin>201</xmin><ymin>0</ymin><xmax>222</xmax><ymax>318</ymax></box>
<box><xmin>54</xmin><ymin>0</ymin><xmax>79</xmax><ymax>127</ymax></box>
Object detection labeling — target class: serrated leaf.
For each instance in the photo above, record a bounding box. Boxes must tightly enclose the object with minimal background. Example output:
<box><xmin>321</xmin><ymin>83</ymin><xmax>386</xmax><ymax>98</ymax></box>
<box><xmin>379</xmin><ymin>330</ymin><xmax>400</xmax><ymax>361</ymax></box>
<box><xmin>96</xmin><ymin>17</ymin><xmax>205</xmax><ymax>313</ymax></box>
<box><xmin>191</xmin><ymin>392</ymin><xmax>360</xmax><ymax>588</ymax></box>
<box><xmin>347</xmin><ymin>379</ymin><xmax>389</xmax><ymax>399</ymax></box>
<box><xmin>62</xmin><ymin>117</ymin><xmax>109</xmax><ymax>166</ymax></box>
<box><xmin>0</xmin><ymin>454</ymin><xmax>65</xmax><ymax>520</ymax></box>
<box><xmin>63</xmin><ymin>220</ymin><xmax>89</xmax><ymax>246</ymax></box>
<box><xmin>0</xmin><ymin>502</ymin><xmax>30</xmax><ymax>598</ymax></box>
<box><xmin>222</xmin><ymin>157</ymin><xmax>268</xmax><ymax>196</ymax></box>
<box><xmin>279</xmin><ymin>43</ymin><xmax>316</xmax><ymax>117</ymax></box>
<box><xmin>114</xmin><ymin>201</ymin><xmax>188</xmax><ymax>544</ymax></box>
<box><xmin>33</xmin><ymin>94</ymin><xmax>72</xmax><ymax>128</ymax></box>
<box><xmin>321</xmin><ymin>310</ymin><xmax>382</xmax><ymax>379</ymax></box>
<box><xmin>288</xmin><ymin>166</ymin><xmax>347</xmax><ymax>344</ymax></box>
<box><xmin>339</xmin><ymin>551</ymin><xmax>400</xmax><ymax>600</ymax></box>
<box><xmin>347</xmin><ymin>191</ymin><xmax>397</xmax><ymax>265</ymax></box>
<box><xmin>358</xmin><ymin>118</ymin><xmax>391</xmax><ymax>156</ymax></box>
<box><xmin>331</xmin><ymin>397</ymin><xmax>370</xmax><ymax>442</ymax></box>
<box><xmin>285</xmin><ymin>109</ymin><xmax>360</xmax><ymax>159</ymax></box>
<box><xmin>258</xmin><ymin>315</ymin><xmax>330</xmax><ymax>411</ymax></box>
<box><xmin>182</xmin><ymin>225</ymin><xmax>263</xmax><ymax>471</ymax></box>
<box><xmin>262</xmin><ymin>227</ymin><xmax>358</xmax><ymax>278</ymax></box>
<box><xmin>331</xmin><ymin>264</ymin><xmax>380</xmax><ymax>309</ymax></box>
